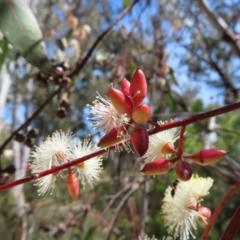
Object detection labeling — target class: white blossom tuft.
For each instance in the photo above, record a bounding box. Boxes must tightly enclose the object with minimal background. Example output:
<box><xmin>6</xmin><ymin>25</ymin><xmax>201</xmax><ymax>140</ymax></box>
<box><xmin>87</xmin><ymin>92</ymin><xmax>130</xmax><ymax>133</ymax></box>
<box><xmin>143</xmin><ymin>121</ymin><xmax>179</xmax><ymax>162</ymax></box>
<box><xmin>161</xmin><ymin>175</ymin><xmax>213</xmax><ymax>240</ymax></box>
<box><xmin>69</xmin><ymin>139</ymin><xmax>103</xmax><ymax>188</ymax></box>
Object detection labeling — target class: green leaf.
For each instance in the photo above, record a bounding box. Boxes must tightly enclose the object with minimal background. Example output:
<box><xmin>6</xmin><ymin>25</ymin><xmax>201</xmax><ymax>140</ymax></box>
<box><xmin>168</xmin><ymin>67</ymin><xmax>178</xmax><ymax>86</ymax></box>
<box><xmin>0</xmin><ymin>37</ymin><xmax>8</xmax><ymax>69</ymax></box>
<box><xmin>0</xmin><ymin>0</ymin><xmax>54</xmax><ymax>74</ymax></box>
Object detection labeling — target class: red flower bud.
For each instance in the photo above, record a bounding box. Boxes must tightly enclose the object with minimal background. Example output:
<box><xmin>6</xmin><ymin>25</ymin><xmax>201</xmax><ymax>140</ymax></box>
<box><xmin>175</xmin><ymin>161</ymin><xmax>192</xmax><ymax>181</ymax></box>
<box><xmin>129</xmin><ymin>68</ymin><xmax>147</xmax><ymax>107</ymax></box>
<box><xmin>141</xmin><ymin>157</ymin><xmax>172</xmax><ymax>175</ymax></box>
<box><xmin>198</xmin><ymin>206</ymin><xmax>212</xmax><ymax>226</ymax></box>
<box><xmin>131</xmin><ymin>104</ymin><xmax>151</xmax><ymax>124</ymax></box>
<box><xmin>109</xmin><ymin>87</ymin><xmax>133</xmax><ymax>114</ymax></box>
<box><xmin>184</xmin><ymin>148</ymin><xmax>227</xmax><ymax>166</ymax></box>
<box><xmin>198</xmin><ymin>206</ymin><xmax>211</xmax><ymax>219</ymax></box>
<box><xmin>66</xmin><ymin>168</ymin><xmax>80</xmax><ymax>201</ymax></box>
<box><xmin>121</xmin><ymin>78</ymin><xmax>130</xmax><ymax>96</ymax></box>
<box><xmin>131</xmin><ymin>127</ymin><xmax>149</xmax><ymax>156</ymax></box>
<box><xmin>98</xmin><ymin>127</ymin><xmax>125</xmax><ymax>148</ymax></box>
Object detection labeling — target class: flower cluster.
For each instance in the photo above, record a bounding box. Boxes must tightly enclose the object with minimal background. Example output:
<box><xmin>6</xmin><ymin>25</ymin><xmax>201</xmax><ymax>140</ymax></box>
<box><xmin>161</xmin><ymin>175</ymin><xmax>213</xmax><ymax>240</ymax></box>
<box><xmin>88</xmin><ymin>69</ymin><xmax>227</xmax><ymax>181</ymax></box>
<box><xmin>28</xmin><ymin>68</ymin><xmax>228</xmax><ymax>239</ymax></box>
<box><xmin>30</xmin><ymin>130</ymin><xmax>103</xmax><ymax>199</ymax></box>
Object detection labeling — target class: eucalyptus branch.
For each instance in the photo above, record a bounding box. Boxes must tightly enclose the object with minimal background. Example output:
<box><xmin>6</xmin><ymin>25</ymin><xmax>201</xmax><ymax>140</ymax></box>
<box><xmin>0</xmin><ymin>86</ymin><xmax>62</xmax><ymax>155</ymax></box>
<box><xmin>149</xmin><ymin>101</ymin><xmax>240</xmax><ymax>135</ymax></box>
<box><xmin>0</xmin><ymin>101</ymin><xmax>240</xmax><ymax>191</ymax></box>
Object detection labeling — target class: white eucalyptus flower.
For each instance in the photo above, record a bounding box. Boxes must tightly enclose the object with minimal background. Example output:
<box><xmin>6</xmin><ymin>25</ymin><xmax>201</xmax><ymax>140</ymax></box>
<box><xmin>30</xmin><ymin>130</ymin><xmax>75</xmax><ymax>196</ymax></box>
<box><xmin>87</xmin><ymin>92</ymin><xmax>130</xmax><ymax>133</ymax></box>
<box><xmin>161</xmin><ymin>175</ymin><xmax>213</xmax><ymax>240</ymax></box>
<box><xmin>69</xmin><ymin>139</ymin><xmax>103</xmax><ymax>188</ymax></box>
<box><xmin>143</xmin><ymin>121</ymin><xmax>179</xmax><ymax>162</ymax></box>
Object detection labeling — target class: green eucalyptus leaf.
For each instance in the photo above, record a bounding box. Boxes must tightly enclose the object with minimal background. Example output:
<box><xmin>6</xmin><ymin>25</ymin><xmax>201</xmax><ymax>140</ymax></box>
<box><xmin>0</xmin><ymin>0</ymin><xmax>54</xmax><ymax>74</ymax></box>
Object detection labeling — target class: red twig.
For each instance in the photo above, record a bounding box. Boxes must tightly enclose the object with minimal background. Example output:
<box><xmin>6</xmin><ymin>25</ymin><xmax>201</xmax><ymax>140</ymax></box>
<box><xmin>177</xmin><ymin>125</ymin><xmax>186</xmax><ymax>155</ymax></box>
<box><xmin>202</xmin><ymin>180</ymin><xmax>240</xmax><ymax>240</ymax></box>
<box><xmin>219</xmin><ymin>205</ymin><xmax>240</xmax><ymax>240</ymax></box>
<box><xmin>0</xmin><ymin>148</ymin><xmax>108</xmax><ymax>191</ymax></box>
<box><xmin>147</xmin><ymin>119</ymin><xmax>160</xmax><ymax>128</ymax></box>
<box><xmin>149</xmin><ymin>101</ymin><xmax>240</xmax><ymax>135</ymax></box>
<box><xmin>68</xmin><ymin>0</ymin><xmax>139</xmax><ymax>78</ymax></box>
<box><xmin>0</xmin><ymin>102</ymin><xmax>240</xmax><ymax>191</ymax></box>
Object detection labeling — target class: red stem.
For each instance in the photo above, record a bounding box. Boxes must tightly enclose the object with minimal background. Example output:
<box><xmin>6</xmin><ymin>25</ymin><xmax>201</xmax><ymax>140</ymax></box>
<box><xmin>177</xmin><ymin>125</ymin><xmax>186</xmax><ymax>155</ymax></box>
<box><xmin>0</xmin><ymin>148</ymin><xmax>108</xmax><ymax>191</ymax></box>
<box><xmin>1</xmin><ymin>102</ymin><xmax>240</xmax><ymax>191</ymax></box>
<box><xmin>149</xmin><ymin>101</ymin><xmax>240</xmax><ymax>135</ymax></box>
<box><xmin>219</xmin><ymin>205</ymin><xmax>240</xmax><ymax>240</ymax></box>
<box><xmin>147</xmin><ymin>119</ymin><xmax>160</xmax><ymax>128</ymax></box>
<box><xmin>202</xmin><ymin>180</ymin><xmax>240</xmax><ymax>240</ymax></box>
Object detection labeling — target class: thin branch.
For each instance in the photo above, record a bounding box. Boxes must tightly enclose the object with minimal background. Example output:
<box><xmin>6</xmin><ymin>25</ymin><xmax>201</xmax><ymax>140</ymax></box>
<box><xmin>196</xmin><ymin>0</ymin><xmax>240</xmax><ymax>56</ymax></box>
<box><xmin>0</xmin><ymin>86</ymin><xmax>62</xmax><ymax>155</ymax></box>
<box><xmin>101</xmin><ymin>178</ymin><xmax>137</xmax><ymax>217</ymax></box>
<box><xmin>202</xmin><ymin>180</ymin><xmax>240</xmax><ymax>240</ymax></box>
<box><xmin>68</xmin><ymin>0</ymin><xmax>139</xmax><ymax>78</ymax></box>
<box><xmin>149</xmin><ymin>101</ymin><xmax>240</xmax><ymax>135</ymax></box>
<box><xmin>202</xmin><ymin>38</ymin><xmax>238</xmax><ymax>101</ymax></box>
<box><xmin>0</xmin><ymin>147</ymin><xmax>108</xmax><ymax>191</ymax></box>
<box><xmin>105</xmin><ymin>178</ymin><xmax>143</xmax><ymax>240</ymax></box>
<box><xmin>1</xmin><ymin>101</ymin><xmax>240</xmax><ymax>190</ymax></box>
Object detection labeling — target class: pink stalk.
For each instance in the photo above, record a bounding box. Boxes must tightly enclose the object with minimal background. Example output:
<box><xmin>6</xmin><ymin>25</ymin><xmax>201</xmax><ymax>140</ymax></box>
<box><xmin>202</xmin><ymin>180</ymin><xmax>240</xmax><ymax>240</ymax></box>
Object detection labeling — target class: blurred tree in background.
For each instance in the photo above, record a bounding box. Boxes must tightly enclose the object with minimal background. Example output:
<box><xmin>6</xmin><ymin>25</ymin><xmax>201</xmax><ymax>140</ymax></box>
<box><xmin>0</xmin><ymin>0</ymin><xmax>240</xmax><ymax>239</ymax></box>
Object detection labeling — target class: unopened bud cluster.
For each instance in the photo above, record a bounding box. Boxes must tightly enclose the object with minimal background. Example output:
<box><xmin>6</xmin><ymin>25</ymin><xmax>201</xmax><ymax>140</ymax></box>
<box><xmin>91</xmin><ymin>68</ymin><xmax>151</xmax><ymax>155</ymax></box>
<box><xmin>33</xmin><ymin>62</ymin><xmax>72</xmax><ymax>120</ymax></box>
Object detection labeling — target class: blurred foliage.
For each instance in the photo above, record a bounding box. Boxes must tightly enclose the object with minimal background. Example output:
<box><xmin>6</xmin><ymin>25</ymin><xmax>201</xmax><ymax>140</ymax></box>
<box><xmin>0</xmin><ymin>0</ymin><xmax>240</xmax><ymax>239</ymax></box>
